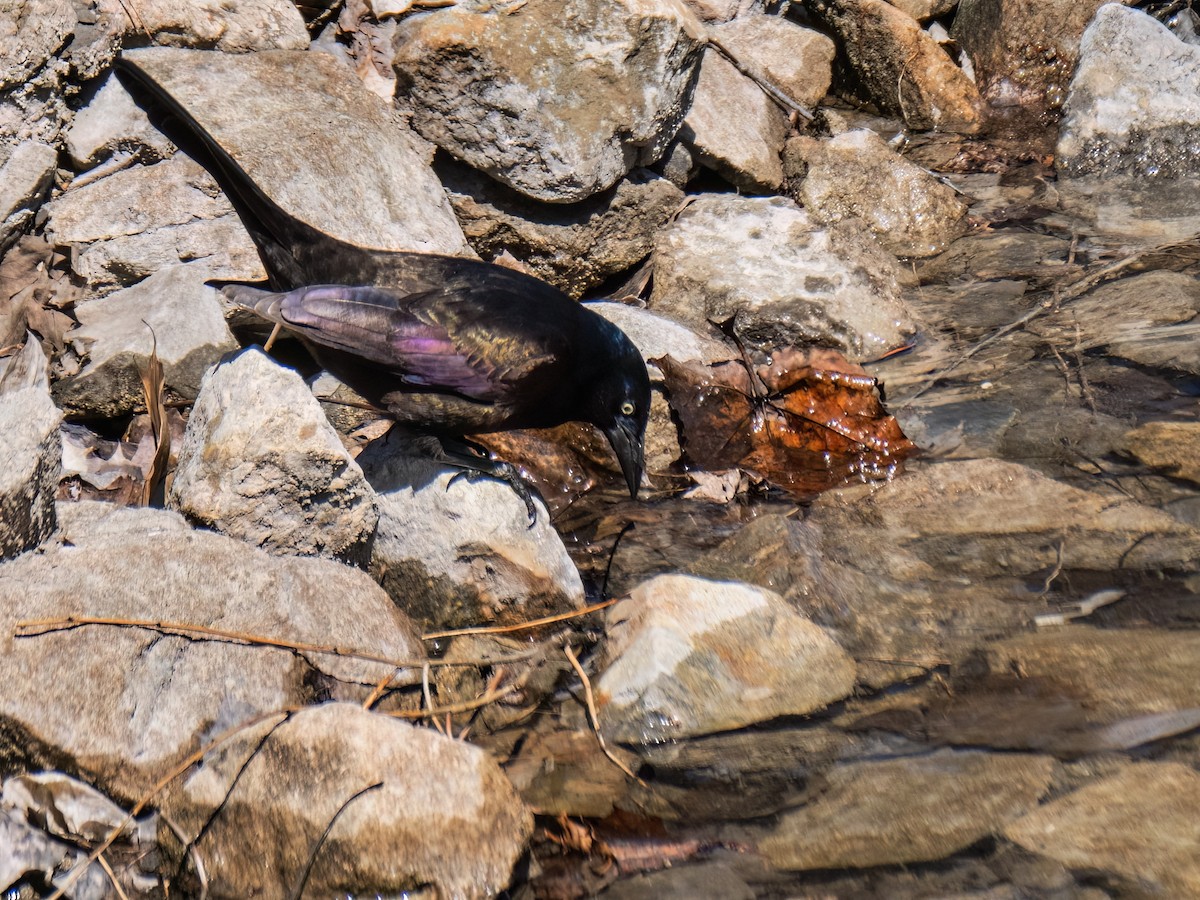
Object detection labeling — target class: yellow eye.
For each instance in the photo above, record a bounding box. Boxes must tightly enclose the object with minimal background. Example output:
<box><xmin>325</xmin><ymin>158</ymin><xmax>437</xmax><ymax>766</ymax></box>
<box><xmin>620</xmin><ymin>401</ymin><xmax>635</xmax><ymax>416</ymax></box>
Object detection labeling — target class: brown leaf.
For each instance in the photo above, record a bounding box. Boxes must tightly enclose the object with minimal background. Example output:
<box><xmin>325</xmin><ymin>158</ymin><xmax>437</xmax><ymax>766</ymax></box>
<box><xmin>655</xmin><ymin>347</ymin><xmax>918</xmax><ymax>499</ymax></box>
<box><xmin>138</xmin><ymin>326</ymin><xmax>171</xmax><ymax>506</ymax></box>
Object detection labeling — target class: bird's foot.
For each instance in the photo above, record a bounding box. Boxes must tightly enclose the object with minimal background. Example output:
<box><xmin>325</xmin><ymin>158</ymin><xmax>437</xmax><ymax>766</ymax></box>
<box><xmin>437</xmin><ymin>439</ymin><xmax>541</xmax><ymax>527</ymax></box>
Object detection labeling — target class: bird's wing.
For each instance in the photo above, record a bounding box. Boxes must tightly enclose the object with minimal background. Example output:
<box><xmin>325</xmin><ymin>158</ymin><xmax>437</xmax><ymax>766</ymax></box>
<box><xmin>227</xmin><ymin>282</ymin><xmax>571</xmax><ymax>403</ymax></box>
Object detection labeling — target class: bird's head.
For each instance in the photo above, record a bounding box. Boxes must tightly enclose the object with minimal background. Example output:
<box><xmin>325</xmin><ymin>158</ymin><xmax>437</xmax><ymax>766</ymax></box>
<box><xmin>585</xmin><ymin>317</ymin><xmax>651</xmax><ymax>498</ymax></box>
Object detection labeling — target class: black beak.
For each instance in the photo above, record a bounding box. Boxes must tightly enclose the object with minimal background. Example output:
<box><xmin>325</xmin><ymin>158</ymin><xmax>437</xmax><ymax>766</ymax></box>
<box><xmin>604</xmin><ymin>420</ymin><xmax>645</xmax><ymax>499</ymax></box>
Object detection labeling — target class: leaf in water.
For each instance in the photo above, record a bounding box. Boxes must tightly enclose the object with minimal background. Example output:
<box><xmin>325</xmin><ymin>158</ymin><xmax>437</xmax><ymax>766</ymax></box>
<box><xmin>655</xmin><ymin>348</ymin><xmax>919</xmax><ymax>498</ymax></box>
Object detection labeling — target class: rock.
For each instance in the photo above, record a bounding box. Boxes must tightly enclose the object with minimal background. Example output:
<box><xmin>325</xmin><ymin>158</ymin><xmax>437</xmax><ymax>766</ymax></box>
<box><xmin>599</xmin><ymin>863</ymin><xmax>755</xmax><ymax>899</ymax></box>
<box><xmin>648</xmin><ymin>194</ymin><xmax>914</xmax><ymax>361</ymax></box>
<box><xmin>1005</xmin><ymin>762</ymin><xmax>1200</xmax><ymax>896</ymax></box>
<box><xmin>0</xmin><ymin>806</ymin><xmax>115</xmax><ymax>900</ymax></box>
<box><xmin>682</xmin><ymin>0</ymin><xmax>763</xmax><ymax>21</ymax></box>
<box><xmin>114</xmin><ymin>0</ymin><xmax>309</xmax><ymax>50</ymax></box>
<box><xmin>710</xmin><ymin>15</ymin><xmax>836</xmax><ymax>110</ymax></box>
<box><xmin>440</xmin><ymin>160</ymin><xmax>685</xmax><ymax>298</ymax></box>
<box><xmin>587</xmin><ymin>301</ymin><xmax>730</xmax><ymax>472</ymax></box>
<box><xmin>0</xmin><ymin>141</ymin><xmax>57</xmax><ymax>254</ymax></box>
<box><xmin>917</xmin><ymin>231</ymin><xmax>1071</xmax><ymax>284</ymax></box>
<box><xmin>52</xmin><ymin>263</ymin><xmax>239</xmax><ymax>419</ymax></box>
<box><xmin>0</xmin><ymin>338</ymin><xmax>61</xmax><ymax>559</ymax></box>
<box><xmin>168</xmin><ymin>348</ymin><xmax>379</xmax><ymax>564</ymax></box>
<box><xmin>165</xmin><ymin>702</ymin><xmax>533</xmax><ymax>899</ymax></box>
<box><xmin>358</xmin><ymin>435</ymin><xmax>585</xmax><ymax>631</ymax></box>
<box><xmin>807</xmin><ymin>0</ymin><xmax>984</xmax><ymax>133</ymax></box>
<box><xmin>760</xmin><ymin>750</ymin><xmax>1055</xmax><ymax>870</ymax></box>
<box><xmin>392</xmin><ymin>0</ymin><xmax>705</xmax><ymax>202</ymax></box>
<box><xmin>680</xmin><ymin>46</ymin><xmax>790</xmax><ymax>191</ymax></box>
<box><xmin>595</xmin><ymin>574</ymin><xmax>856</xmax><ymax>743</ymax></box>
<box><xmin>953</xmin><ymin>0</ymin><xmax>1127</xmax><ymax>129</ymax></box>
<box><xmin>1036</xmin><ymin>270</ymin><xmax>1200</xmax><ymax>375</ymax></box>
<box><xmin>65</xmin><ymin>73</ymin><xmax>175</xmax><ymax>169</ymax></box>
<box><xmin>1123</xmin><ymin>421</ymin><xmax>1200</xmax><ymax>485</ymax></box>
<box><xmin>120</xmin><ymin>46</ymin><xmax>470</xmax><ymax>255</ymax></box>
<box><xmin>1057</xmin><ymin>4</ymin><xmax>1200</xmax><ymax>178</ymax></box>
<box><xmin>42</xmin><ymin>155</ymin><xmax>263</xmax><ymax>287</ymax></box>
<box><xmin>786</xmin><ymin>129</ymin><xmax>969</xmax><ymax>258</ymax></box>
<box><xmin>0</xmin><ymin>0</ymin><xmax>74</xmax><ymax>90</ymax></box>
<box><xmin>0</xmin><ymin>502</ymin><xmax>424</xmax><ymax>803</ymax></box>
<box><xmin>887</xmin><ymin>0</ymin><xmax>959</xmax><ymax>21</ymax></box>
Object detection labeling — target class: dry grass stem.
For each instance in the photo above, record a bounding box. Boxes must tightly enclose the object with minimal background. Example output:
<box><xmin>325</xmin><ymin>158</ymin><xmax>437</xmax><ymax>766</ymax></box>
<box><xmin>422</xmin><ymin>597</ymin><xmax>617</xmax><ymax>640</ymax></box>
<box><xmin>563</xmin><ymin>644</ymin><xmax>642</xmax><ymax>785</ymax></box>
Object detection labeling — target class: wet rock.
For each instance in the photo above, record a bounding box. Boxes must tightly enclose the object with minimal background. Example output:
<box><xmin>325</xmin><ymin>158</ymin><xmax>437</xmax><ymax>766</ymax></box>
<box><xmin>0</xmin><ymin>141</ymin><xmax>56</xmax><ymax>253</ymax></box>
<box><xmin>505</xmin><ymin>725</ymin><xmax>638</xmax><ymax>818</ymax></box>
<box><xmin>1038</xmin><ymin>270</ymin><xmax>1200</xmax><ymax>375</ymax></box>
<box><xmin>649</xmin><ymin>194</ymin><xmax>914</xmax><ymax>361</ymax></box>
<box><xmin>0</xmin><ymin>502</ymin><xmax>424</xmax><ymax>803</ymax></box>
<box><xmin>600</xmin><ymin>863</ymin><xmax>755</xmax><ymax>899</ymax></box>
<box><xmin>807</xmin><ymin>0</ymin><xmax>984</xmax><ymax>133</ymax></box>
<box><xmin>65</xmin><ymin>73</ymin><xmax>175</xmax><ymax>168</ymax></box>
<box><xmin>588</xmin><ymin>301</ymin><xmax>730</xmax><ymax>473</ymax></box>
<box><xmin>953</xmin><ymin>0</ymin><xmax>1124</xmax><ymax>131</ymax></box>
<box><xmin>121</xmin><ymin>46</ymin><xmax>470</xmax><ymax>254</ymax></box>
<box><xmin>166</xmin><ymin>702</ymin><xmax>532</xmax><ymax>900</ymax></box>
<box><xmin>169</xmin><ymin>348</ymin><xmax>379</xmax><ymax>564</ymax></box>
<box><xmin>786</xmin><ymin>129</ymin><xmax>969</xmax><ymax>258</ymax></box>
<box><xmin>440</xmin><ymin>161</ymin><xmax>685</xmax><ymax>298</ymax></box>
<box><xmin>680</xmin><ymin>46</ymin><xmax>790</xmax><ymax>191</ymax></box>
<box><xmin>710</xmin><ymin>14</ymin><xmax>836</xmax><ymax>110</ymax></box>
<box><xmin>0</xmin><ymin>338</ymin><xmax>61</xmax><ymax>559</ymax></box>
<box><xmin>358</xmin><ymin>435</ymin><xmax>585</xmax><ymax>631</ymax></box>
<box><xmin>1059</xmin><ymin>5</ymin><xmax>1200</xmax><ymax>178</ymax></box>
<box><xmin>1005</xmin><ymin>762</ymin><xmax>1200</xmax><ymax>896</ymax></box>
<box><xmin>392</xmin><ymin>0</ymin><xmax>704</xmax><ymax>202</ymax></box>
<box><xmin>917</xmin><ymin>230</ymin><xmax>1071</xmax><ymax>284</ymax></box>
<box><xmin>760</xmin><ymin>750</ymin><xmax>1055</xmax><ymax>870</ymax></box>
<box><xmin>116</xmin><ymin>0</ymin><xmax>308</xmax><ymax>50</ymax></box>
<box><xmin>1122</xmin><ymin>421</ymin><xmax>1200</xmax><ymax>486</ymax></box>
<box><xmin>53</xmin><ymin>263</ymin><xmax>238</xmax><ymax>419</ymax></box>
<box><xmin>595</xmin><ymin>574</ymin><xmax>856</xmax><ymax>743</ymax></box>
<box><xmin>42</xmin><ymin>155</ymin><xmax>263</xmax><ymax>287</ymax></box>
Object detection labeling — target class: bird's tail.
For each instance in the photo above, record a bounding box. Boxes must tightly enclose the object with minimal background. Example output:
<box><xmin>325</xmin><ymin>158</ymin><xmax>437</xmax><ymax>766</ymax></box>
<box><xmin>114</xmin><ymin>55</ymin><xmax>327</xmax><ymax>290</ymax></box>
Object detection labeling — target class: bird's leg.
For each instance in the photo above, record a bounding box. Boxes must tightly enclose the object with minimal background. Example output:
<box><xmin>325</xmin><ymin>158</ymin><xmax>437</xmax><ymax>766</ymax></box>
<box><xmin>435</xmin><ymin>436</ymin><xmax>542</xmax><ymax>527</ymax></box>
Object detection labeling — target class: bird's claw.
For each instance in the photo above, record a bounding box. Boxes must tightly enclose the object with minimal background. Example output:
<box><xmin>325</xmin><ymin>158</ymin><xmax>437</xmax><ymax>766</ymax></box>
<box><xmin>445</xmin><ymin>459</ymin><xmax>540</xmax><ymax>527</ymax></box>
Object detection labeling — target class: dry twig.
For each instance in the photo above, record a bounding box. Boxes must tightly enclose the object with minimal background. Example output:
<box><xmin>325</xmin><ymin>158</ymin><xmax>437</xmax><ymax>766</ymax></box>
<box><xmin>564</xmin><ymin>644</ymin><xmax>643</xmax><ymax>785</ymax></box>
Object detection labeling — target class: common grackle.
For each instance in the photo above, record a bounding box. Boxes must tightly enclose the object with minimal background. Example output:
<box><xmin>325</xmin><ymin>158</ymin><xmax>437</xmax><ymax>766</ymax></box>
<box><xmin>114</xmin><ymin>55</ymin><xmax>651</xmax><ymax>506</ymax></box>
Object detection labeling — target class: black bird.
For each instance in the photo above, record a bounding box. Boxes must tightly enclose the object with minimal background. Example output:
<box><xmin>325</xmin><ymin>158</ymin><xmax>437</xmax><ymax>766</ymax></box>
<box><xmin>114</xmin><ymin>55</ymin><xmax>650</xmax><ymax>507</ymax></box>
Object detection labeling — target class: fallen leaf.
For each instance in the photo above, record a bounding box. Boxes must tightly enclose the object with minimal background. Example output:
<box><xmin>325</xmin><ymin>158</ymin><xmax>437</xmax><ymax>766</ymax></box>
<box><xmin>655</xmin><ymin>347</ymin><xmax>918</xmax><ymax>499</ymax></box>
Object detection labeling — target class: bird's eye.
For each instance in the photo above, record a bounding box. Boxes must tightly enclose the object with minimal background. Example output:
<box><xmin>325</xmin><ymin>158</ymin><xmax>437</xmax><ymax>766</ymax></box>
<box><xmin>620</xmin><ymin>401</ymin><xmax>635</xmax><ymax>416</ymax></box>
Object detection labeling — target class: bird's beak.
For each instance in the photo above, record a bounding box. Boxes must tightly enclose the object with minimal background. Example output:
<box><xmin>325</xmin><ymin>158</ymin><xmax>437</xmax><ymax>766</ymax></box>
<box><xmin>604</xmin><ymin>421</ymin><xmax>644</xmax><ymax>499</ymax></box>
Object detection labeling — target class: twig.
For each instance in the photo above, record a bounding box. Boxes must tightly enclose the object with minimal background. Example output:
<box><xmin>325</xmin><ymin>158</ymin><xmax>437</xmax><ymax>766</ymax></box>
<box><xmin>66</xmin><ymin>152</ymin><xmax>139</xmax><ymax>191</ymax></box>
<box><xmin>421</xmin><ymin>598</ymin><xmax>617</xmax><ymax>640</ymax></box>
<box><xmin>160</xmin><ymin>813</ymin><xmax>208</xmax><ymax>900</ymax></box>
<box><xmin>289</xmin><ymin>782</ymin><xmax>384</xmax><ymax>900</ymax></box>
<box><xmin>262</xmin><ymin>322</ymin><xmax>283</xmax><ymax>354</ymax></box>
<box><xmin>386</xmin><ymin>679</ymin><xmax>523</xmax><ymax>719</ymax></box>
<box><xmin>95</xmin><ymin>852</ymin><xmax>131</xmax><ymax>900</ymax></box>
<box><xmin>47</xmin><ymin>708</ymin><xmax>296</xmax><ymax>900</ymax></box>
<box><xmin>362</xmin><ymin>666</ymin><xmax>403</xmax><ymax>709</ymax></box>
<box><xmin>1039</xmin><ymin>540</ymin><xmax>1065</xmax><ymax>595</ymax></box>
<box><xmin>564</xmin><ymin>644</ymin><xmax>643</xmax><ymax>785</ymax></box>
<box><xmin>708</xmin><ymin>37</ymin><xmax>814</xmax><ymax>121</ymax></box>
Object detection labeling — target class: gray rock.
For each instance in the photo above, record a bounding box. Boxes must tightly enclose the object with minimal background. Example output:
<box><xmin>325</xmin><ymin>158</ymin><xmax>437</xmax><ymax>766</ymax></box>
<box><xmin>392</xmin><ymin>0</ymin><xmax>705</xmax><ymax>202</ymax></box>
<box><xmin>711</xmin><ymin>15</ymin><xmax>836</xmax><ymax>110</ymax></box>
<box><xmin>916</xmin><ymin>230</ymin><xmax>1071</xmax><ymax>284</ymax></box>
<box><xmin>648</xmin><ymin>194</ymin><xmax>915</xmax><ymax>360</ymax></box>
<box><xmin>787</xmin><ymin>129</ymin><xmax>968</xmax><ymax>258</ymax></box>
<box><xmin>0</xmin><ymin>502</ymin><xmax>424</xmax><ymax>803</ymax></box>
<box><xmin>441</xmin><ymin>162</ymin><xmax>685</xmax><ymax>298</ymax></box>
<box><xmin>808</xmin><ymin>0</ymin><xmax>984</xmax><ymax>133</ymax></box>
<box><xmin>0</xmin><ymin>338</ymin><xmax>61</xmax><ymax>559</ymax></box>
<box><xmin>954</xmin><ymin>0</ymin><xmax>1122</xmax><ymax>129</ymax></box>
<box><xmin>53</xmin><ymin>263</ymin><xmax>239</xmax><ymax>419</ymax></box>
<box><xmin>1005</xmin><ymin>762</ymin><xmax>1200</xmax><ymax>896</ymax></box>
<box><xmin>1122</xmin><ymin>421</ymin><xmax>1200</xmax><ymax>485</ymax></box>
<box><xmin>599</xmin><ymin>863</ymin><xmax>755</xmax><ymax>899</ymax></box>
<box><xmin>0</xmin><ymin>141</ymin><xmax>57</xmax><ymax>254</ymax></box>
<box><xmin>587</xmin><ymin>301</ymin><xmax>731</xmax><ymax>473</ymax></box>
<box><xmin>113</xmin><ymin>0</ymin><xmax>309</xmax><ymax>50</ymax></box>
<box><xmin>359</xmin><ymin>436</ymin><xmax>585</xmax><ymax>631</ymax></box>
<box><xmin>1036</xmin><ymin>270</ymin><xmax>1200</xmax><ymax>375</ymax></box>
<box><xmin>119</xmin><ymin>46</ymin><xmax>470</xmax><ymax>255</ymax></box>
<box><xmin>165</xmin><ymin>702</ymin><xmax>533</xmax><ymax>899</ymax></box>
<box><xmin>42</xmin><ymin>155</ymin><xmax>264</xmax><ymax>287</ymax></box>
<box><xmin>169</xmin><ymin>348</ymin><xmax>379</xmax><ymax>564</ymax></box>
<box><xmin>596</xmin><ymin>574</ymin><xmax>856</xmax><ymax>743</ymax></box>
<box><xmin>65</xmin><ymin>73</ymin><xmax>175</xmax><ymax>169</ymax></box>
<box><xmin>0</xmin><ymin>0</ymin><xmax>74</xmax><ymax>90</ymax></box>
<box><xmin>761</xmin><ymin>750</ymin><xmax>1055</xmax><ymax>870</ymax></box>
<box><xmin>0</xmin><ymin>808</ymin><xmax>112</xmax><ymax>900</ymax></box>
<box><xmin>1058</xmin><ymin>4</ymin><xmax>1200</xmax><ymax>178</ymax></box>
<box><xmin>682</xmin><ymin>0</ymin><xmax>763</xmax><ymax>21</ymax></box>
<box><xmin>680</xmin><ymin>46</ymin><xmax>790</xmax><ymax>191</ymax></box>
